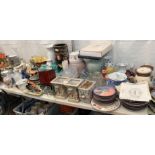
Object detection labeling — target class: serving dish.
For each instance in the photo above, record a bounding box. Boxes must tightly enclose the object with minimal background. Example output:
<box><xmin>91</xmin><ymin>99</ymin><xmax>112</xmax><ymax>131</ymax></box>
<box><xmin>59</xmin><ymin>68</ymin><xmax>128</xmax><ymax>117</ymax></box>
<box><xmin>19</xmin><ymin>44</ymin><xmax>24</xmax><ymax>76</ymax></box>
<box><xmin>107</xmin><ymin>72</ymin><xmax>127</xmax><ymax>86</ymax></box>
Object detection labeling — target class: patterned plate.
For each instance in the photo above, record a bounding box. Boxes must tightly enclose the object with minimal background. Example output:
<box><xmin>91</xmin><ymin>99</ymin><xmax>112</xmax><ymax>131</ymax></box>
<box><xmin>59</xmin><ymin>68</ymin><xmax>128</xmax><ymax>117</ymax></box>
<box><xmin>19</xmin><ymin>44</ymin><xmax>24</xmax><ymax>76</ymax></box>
<box><xmin>93</xmin><ymin>86</ymin><xmax>116</xmax><ymax>97</ymax></box>
<box><xmin>91</xmin><ymin>99</ymin><xmax>120</xmax><ymax>112</ymax></box>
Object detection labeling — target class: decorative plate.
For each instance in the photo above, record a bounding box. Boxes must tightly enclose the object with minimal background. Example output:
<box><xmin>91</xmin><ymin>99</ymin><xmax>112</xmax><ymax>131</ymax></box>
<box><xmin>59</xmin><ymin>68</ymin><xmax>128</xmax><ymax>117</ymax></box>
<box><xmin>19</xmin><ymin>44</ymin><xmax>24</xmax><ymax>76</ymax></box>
<box><xmin>93</xmin><ymin>86</ymin><xmax>116</xmax><ymax>97</ymax></box>
<box><xmin>91</xmin><ymin>99</ymin><xmax>120</xmax><ymax>112</ymax></box>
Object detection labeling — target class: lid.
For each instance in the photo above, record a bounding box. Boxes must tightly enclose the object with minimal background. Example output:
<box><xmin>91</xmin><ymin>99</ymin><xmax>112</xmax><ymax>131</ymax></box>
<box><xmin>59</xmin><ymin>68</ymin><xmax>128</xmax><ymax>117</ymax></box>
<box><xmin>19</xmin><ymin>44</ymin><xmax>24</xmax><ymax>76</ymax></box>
<box><xmin>93</xmin><ymin>86</ymin><xmax>116</xmax><ymax>97</ymax></box>
<box><xmin>107</xmin><ymin>72</ymin><xmax>127</xmax><ymax>81</ymax></box>
<box><xmin>137</xmin><ymin>67</ymin><xmax>152</xmax><ymax>74</ymax></box>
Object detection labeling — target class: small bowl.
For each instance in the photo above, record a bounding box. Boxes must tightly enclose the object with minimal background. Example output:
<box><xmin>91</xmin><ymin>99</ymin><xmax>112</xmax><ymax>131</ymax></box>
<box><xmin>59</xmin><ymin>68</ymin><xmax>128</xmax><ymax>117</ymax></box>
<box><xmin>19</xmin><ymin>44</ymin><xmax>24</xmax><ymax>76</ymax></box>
<box><xmin>107</xmin><ymin>72</ymin><xmax>127</xmax><ymax>86</ymax></box>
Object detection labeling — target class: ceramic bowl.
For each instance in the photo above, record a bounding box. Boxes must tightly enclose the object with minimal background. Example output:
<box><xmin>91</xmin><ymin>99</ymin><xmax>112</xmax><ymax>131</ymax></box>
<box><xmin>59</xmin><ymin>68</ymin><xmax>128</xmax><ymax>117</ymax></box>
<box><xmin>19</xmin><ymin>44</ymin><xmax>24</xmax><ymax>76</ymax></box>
<box><xmin>107</xmin><ymin>72</ymin><xmax>127</xmax><ymax>86</ymax></box>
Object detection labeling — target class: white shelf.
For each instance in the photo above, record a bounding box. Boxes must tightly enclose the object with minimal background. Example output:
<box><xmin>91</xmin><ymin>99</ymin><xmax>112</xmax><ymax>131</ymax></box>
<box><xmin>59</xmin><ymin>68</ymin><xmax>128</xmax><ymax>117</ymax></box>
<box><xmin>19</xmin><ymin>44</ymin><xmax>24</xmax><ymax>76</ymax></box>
<box><xmin>0</xmin><ymin>86</ymin><xmax>149</xmax><ymax>115</ymax></box>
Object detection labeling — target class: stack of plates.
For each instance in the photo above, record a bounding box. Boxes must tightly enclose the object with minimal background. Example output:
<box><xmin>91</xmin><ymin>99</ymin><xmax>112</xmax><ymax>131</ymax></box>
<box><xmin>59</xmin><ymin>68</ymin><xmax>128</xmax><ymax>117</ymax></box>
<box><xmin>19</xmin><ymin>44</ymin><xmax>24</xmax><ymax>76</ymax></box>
<box><xmin>119</xmin><ymin>82</ymin><xmax>151</xmax><ymax>111</ymax></box>
<box><xmin>121</xmin><ymin>100</ymin><xmax>148</xmax><ymax>111</ymax></box>
<box><xmin>93</xmin><ymin>86</ymin><xmax>117</xmax><ymax>103</ymax></box>
<box><xmin>91</xmin><ymin>86</ymin><xmax>120</xmax><ymax>112</ymax></box>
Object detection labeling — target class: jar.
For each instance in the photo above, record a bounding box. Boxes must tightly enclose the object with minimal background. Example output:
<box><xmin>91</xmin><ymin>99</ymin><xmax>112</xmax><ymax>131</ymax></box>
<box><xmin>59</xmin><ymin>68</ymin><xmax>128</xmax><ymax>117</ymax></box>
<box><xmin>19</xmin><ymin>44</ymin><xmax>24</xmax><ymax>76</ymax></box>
<box><xmin>135</xmin><ymin>65</ymin><xmax>153</xmax><ymax>84</ymax></box>
<box><xmin>136</xmin><ymin>66</ymin><xmax>153</xmax><ymax>77</ymax></box>
<box><xmin>116</xmin><ymin>63</ymin><xmax>128</xmax><ymax>73</ymax></box>
<box><xmin>53</xmin><ymin>44</ymin><xmax>69</xmax><ymax>68</ymax></box>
